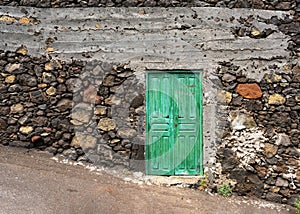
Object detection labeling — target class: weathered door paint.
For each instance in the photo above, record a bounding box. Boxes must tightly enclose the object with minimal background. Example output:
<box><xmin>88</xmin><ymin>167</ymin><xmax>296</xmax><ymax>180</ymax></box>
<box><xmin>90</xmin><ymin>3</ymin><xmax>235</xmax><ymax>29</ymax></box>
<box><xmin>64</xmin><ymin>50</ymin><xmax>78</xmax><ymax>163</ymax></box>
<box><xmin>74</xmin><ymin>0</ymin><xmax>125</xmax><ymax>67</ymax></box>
<box><xmin>146</xmin><ymin>71</ymin><xmax>203</xmax><ymax>175</ymax></box>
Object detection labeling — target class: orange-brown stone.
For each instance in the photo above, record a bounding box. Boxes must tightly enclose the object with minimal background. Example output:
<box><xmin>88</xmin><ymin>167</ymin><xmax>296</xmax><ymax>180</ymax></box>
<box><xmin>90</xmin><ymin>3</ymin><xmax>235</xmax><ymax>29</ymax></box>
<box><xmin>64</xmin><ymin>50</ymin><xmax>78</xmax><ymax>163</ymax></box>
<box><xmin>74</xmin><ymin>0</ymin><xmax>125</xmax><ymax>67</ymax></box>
<box><xmin>236</xmin><ymin>83</ymin><xmax>262</xmax><ymax>99</ymax></box>
<box><xmin>83</xmin><ymin>85</ymin><xmax>101</xmax><ymax>104</ymax></box>
<box><xmin>31</xmin><ymin>136</ymin><xmax>41</xmax><ymax>143</ymax></box>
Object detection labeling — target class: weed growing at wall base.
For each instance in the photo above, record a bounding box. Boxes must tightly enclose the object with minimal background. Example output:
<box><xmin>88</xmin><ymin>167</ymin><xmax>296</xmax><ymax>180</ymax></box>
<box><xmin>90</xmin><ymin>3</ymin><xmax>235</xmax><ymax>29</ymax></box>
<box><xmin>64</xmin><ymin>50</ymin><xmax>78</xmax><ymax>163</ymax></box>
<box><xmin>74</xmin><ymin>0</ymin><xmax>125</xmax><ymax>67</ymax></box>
<box><xmin>217</xmin><ymin>183</ymin><xmax>232</xmax><ymax>197</ymax></box>
<box><xmin>295</xmin><ymin>199</ymin><xmax>300</xmax><ymax>211</ymax></box>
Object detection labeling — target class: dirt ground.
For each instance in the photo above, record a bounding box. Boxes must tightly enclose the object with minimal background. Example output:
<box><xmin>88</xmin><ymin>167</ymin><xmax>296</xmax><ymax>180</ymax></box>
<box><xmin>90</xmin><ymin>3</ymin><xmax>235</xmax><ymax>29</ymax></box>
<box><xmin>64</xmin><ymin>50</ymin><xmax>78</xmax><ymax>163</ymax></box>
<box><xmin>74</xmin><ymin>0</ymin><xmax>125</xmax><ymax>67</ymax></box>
<box><xmin>0</xmin><ymin>145</ymin><xmax>297</xmax><ymax>214</ymax></box>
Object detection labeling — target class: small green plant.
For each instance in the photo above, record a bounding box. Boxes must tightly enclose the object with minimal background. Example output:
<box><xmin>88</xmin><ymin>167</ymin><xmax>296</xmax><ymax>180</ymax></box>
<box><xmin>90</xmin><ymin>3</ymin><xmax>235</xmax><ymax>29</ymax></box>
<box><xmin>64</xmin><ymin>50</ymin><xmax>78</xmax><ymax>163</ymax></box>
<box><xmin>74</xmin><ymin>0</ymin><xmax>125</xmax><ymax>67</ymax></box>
<box><xmin>197</xmin><ymin>177</ymin><xmax>208</xmax><ymax>190</ymax></box>
<box><xmin>217</xmin><ymin>183</ymin><xmax>233</xmax><ymax>197</ymax></box>
<box><xmin>295</xmin><ymin>199</ymin><xmax>300</xmax><ymax>211</ymax></box>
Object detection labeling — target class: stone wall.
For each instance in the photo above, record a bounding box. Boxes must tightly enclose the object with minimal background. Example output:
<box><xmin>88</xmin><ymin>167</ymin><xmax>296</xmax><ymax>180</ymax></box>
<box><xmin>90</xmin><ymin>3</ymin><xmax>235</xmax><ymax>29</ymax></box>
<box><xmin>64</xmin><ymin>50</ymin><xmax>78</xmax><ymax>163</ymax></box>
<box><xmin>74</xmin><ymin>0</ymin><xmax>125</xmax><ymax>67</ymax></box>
<box><xmin>0</xmin><ymin>50</ymin><xmax>147</xmax><ymax>168</ymax></box>
<box><xmin>215</xmin><ymin>62</ymin><xmax>300</xmax><ymax>205</ymax></box>
<box><xmin>0</xmin><ymin>5</ymin><xmax>299</xmax><ymax>206</ymax></box>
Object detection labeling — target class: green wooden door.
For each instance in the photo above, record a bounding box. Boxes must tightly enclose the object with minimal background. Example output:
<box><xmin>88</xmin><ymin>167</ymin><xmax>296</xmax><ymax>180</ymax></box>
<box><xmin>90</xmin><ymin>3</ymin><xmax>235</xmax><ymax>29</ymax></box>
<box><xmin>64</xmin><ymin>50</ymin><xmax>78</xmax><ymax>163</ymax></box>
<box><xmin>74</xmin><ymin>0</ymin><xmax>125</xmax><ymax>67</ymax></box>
<box><xmin>146</xmin><ymin>71</ymin><xmax>203</xmax><ymax>175</ymax></box>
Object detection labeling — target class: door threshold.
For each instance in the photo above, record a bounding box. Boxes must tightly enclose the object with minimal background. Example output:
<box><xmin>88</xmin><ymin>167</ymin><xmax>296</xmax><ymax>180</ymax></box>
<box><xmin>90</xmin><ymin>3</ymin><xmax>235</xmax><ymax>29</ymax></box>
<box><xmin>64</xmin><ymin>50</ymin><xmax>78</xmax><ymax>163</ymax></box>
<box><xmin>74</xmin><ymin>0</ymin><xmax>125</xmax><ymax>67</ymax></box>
<box><xmin>144</xmin><ymin>175</ymin><xmax>205</xmax><ymax>187</ymax></box>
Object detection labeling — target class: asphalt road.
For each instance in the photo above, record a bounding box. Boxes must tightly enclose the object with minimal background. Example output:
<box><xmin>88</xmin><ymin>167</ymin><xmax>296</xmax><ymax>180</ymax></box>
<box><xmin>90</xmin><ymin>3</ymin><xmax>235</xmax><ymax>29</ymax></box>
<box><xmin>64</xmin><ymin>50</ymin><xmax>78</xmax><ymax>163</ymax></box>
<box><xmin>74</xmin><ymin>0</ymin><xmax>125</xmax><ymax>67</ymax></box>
<box><xmin>0</xmin><ymin>145</ymin><xmax>295</xmax><ymax>214</ymax></box>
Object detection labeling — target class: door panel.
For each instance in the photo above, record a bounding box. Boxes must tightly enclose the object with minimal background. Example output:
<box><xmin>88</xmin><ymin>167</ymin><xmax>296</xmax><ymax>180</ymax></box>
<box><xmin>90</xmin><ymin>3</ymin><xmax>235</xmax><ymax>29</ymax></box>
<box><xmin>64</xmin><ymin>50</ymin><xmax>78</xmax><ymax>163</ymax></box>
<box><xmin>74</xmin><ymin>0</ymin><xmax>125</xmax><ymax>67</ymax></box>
<box><xmin>174</xmin><ymin>73</ymin><xmax>202</xmax><ymax>175</ymax></box>
<box><xmin>146</xmin><ymin>71</ymin><xmax>203</xmax><ymax>176</ymax></box>
<box><xmin>146</xmin><ymin>73</ymin><xmax>174</xmax><ymax>175</ymax></box>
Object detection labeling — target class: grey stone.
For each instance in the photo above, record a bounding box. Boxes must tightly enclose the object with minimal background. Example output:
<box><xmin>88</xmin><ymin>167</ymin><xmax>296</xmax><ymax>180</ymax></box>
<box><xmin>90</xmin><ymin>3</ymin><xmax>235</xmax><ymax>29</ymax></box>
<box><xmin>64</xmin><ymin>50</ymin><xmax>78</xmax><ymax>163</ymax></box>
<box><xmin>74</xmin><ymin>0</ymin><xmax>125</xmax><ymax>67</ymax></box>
<box><xmin>130</xmin><ymin>94</ymin><xmax>144</xmax><ymax>108</ymax></box>
<box><xmin>56</xmin><ymin>99</ymin><xmax>73</xmax><ymax>112</ymax></box>
<box><xmin>65</xmin><ymin>78</ymin><xmax>83</xmax><ymax>92</ymax></box>
<box><xmin>265</xmin><ymin>192</ymin><xmax>282</xmax><ymax>203</ymax></box>
<box><xmin>29</xmin><ymin>90</ymin><xmax>46</xmax><ymax>103</ymax></box>
<box><xmin>42</xmin><ymin>72</ymin><xmax>56</xmax><ymax>83</ymax></box>
<box><xmin>7</xmin><ymin>117</ymin><xmax>18</xmax><ymax>125</ymax></box>
<box><xmin>18</xmin><ymin>113</ymin><xmax>32</xmax><ymax>125</ymax></box>
<box><xmin>275</xmin><ymin>177</ymin><xmax>289</xmax><ymax>187</ymax></box>
<box><xmin>9</xmin><ymin>141</ymin><xmax>31</xmax><ymax>148</ymax></box>
<box><xmin>18</xmin><ymin>74</ymin><xmax>37</xmax><ymax>87</ymax></box>
<box><xmin>0</xmin><ymin>118</ymin><xmax>7</xmax><ymax>131</ymax></box>
<box><xmin>0</xmin><ymin>106</ymin><xmax>10</xmax><ymax>116</ymax></box>
<box><xmin>63</xmin><ymin>148</ymin><xmax>78</xmax><ymax>161</ymax></box>
<box><xmin>8</xmin><ymin>84</ymin><xmax>22</xmax><ymax>92</ymax></box>
<box><xmin>5</xmin><ymin>63</ymin><xmax>20</xmax><ymax>72</ymax></box>
<box><xmin>275</xmin><ymin>133</ymin><xmax>291</xmax><ymax>146</ymax></box>
<box><xmin>117</xmin><ymin>128</ymin><xmax>137</xmax><ymax>139</ymax></box>
<box><xmin>72</xmin><ymin>103</ymin><xmax>93</xmax><ymax>124</ymax></box>
<box><xmin>222</xmin><ymin>73</ymin><xmax>236</xmax><ymax>82</ymax></box>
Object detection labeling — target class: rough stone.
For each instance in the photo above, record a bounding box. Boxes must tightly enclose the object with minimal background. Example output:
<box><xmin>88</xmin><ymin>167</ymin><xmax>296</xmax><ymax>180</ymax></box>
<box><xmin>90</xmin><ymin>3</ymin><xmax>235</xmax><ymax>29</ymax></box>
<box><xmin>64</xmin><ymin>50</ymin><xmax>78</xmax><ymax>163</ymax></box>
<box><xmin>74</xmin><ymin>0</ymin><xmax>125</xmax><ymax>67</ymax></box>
<box><xmin>0</xmin><ymin>118</ymin><xmax>7</xmax><ymax>131</ymax></box>
<box><xmin>217</xmin><ymin>91</ymin><xmax>232</xmax><ymax>104</ymax></box>
<box><xmin>275</xmin><ymin>133</ymin><xmax>291</xmax><ymax>146</ymax></box>
<box><xmin>16</xmin><ymin>46</ymin><xmax>28</xmax><ymax>55</ymax></box>
<box><xmin>45</xmin><ymin>62</ymin><xmax>54</xmax><ymax>71</ymax></box>
<box><xmin>222</xmin><ymin>73</ymin><xmax>236</xmax><ymax>82</ymax></box>
<box><xmin>5</xmin><ymin>63</ymin><xmax>20</xmax><ymax>72</ymax></box>
<box><xmin>130</xmin><ymin>94</ymin><xmax>144</xmax><ymax>108</ymax></box>
<box><xmin>42</xmin><ymin>72</ymin><xmax>56</xmax><ymax>83</ymax></box>
<box><xmin>18</xmin><ymin>16</ymin><xmax>31</xmax><ymax>25</ymax></box>
<box><xmin>29</xmin><ymin>90</ymin><xmax>46</xmax><ymax>103</ymax></box>
<box><xmin>105</xmin><ymin>95</ymin><xmax>121</xmax><ymax>106</ymax></box>
<box><xmin>265</xmin><ymin>192</ymin><xmax>282</xmax><ymax>203</ymax></box>
<box><xmin>268</xmin><ymin>94</ymin><xmax>286</xmax><ymax>105</ymax></box>
<box><xmin>0</xmin><ymin>15</ymin><xmax>15</xmax><ymax>23</ymax></box>
<box><xmin>5</xmin><ymin>75</ymin><xmax>15</xmax><ymax>83</ymax></box>
<box><xmin>94</xmin><ymin>106</ymin><xmax>106</xmax><ymax>115</ymax></box>
<box><xmin>71</xmin><ymin>133</ymin><xmax>97</xmax><ymax>150</ymax></box>
<box><xmin>265</xmin><ymin>73</ymin><xmax>282</xmax><ymax>83</ymax></box>
<box><xmin>46</xmin><ymin>86</ymin><xmax>56</xmax><ymax>96</ymax></box>
<box><xmin>18</xmin><ymin>113</ymin><xmax>31</xmax><ymax>125</ymax></box>
<box><xmin>70</xmin><ymin>120</ymin><xmax>83</xmax><ymax>126</ymax></box>
<box><xmin>0</xmin><ymin>106</ymin><xmax>10</xmax><ymax>116</ymax></box>
<box><xmin>66</xmin><ymin>78</ymin><xmax>83</xmax><ymax>92</ymax></box>
<box><xmin>117</xmin><ymin>128</ymin><xmax>137</xmax><ymax>139</ymax></box>
<box><xmin>263</xmin><ymin>143</ymin><xmax>278</xmax><ymax>159</ymax></box>
<box><xmin>275</xmin><ymin>177</ymin><xmax>289</xmax><ymax>187</ymax></box>
<box><xmin>296</xmin><ymin>171</ymin><xmax>300</xmax><ymax>182</ymax></box>
<box><xmin>72</xmin><ymin>103</ymin><xmax>92</xmax><ymax>124</ymax></box>
<box><xmin>83</xmin><ymin>85</ymin><xmax>100</xmax><ymax>104</ymax></box>
<box><xmin>31</xmin><ymin>135</ymin><xmax>42</xmax><ymax>143</ymax></box>
<box><xmin>224</xmin><ymin>92</ymin><xmax>232</xmax><ymax>104</ymax></box>
<box><xmin>98</xmin><ymin>118</ymin><xmax>116</xmax><ymax>131</ymax></box>
<box><xmin>19</xmin><ymin>126</ymin><xmax>33</xmax><ymax>134</ymax></box>
<box><xmin>103</xmin><ymin>75</ymin><xmax>115</xmax><ymax>86</ymax></box>
<box><xmin>236</xmin><ymin>84</ymin><xmax>262</xmax><ymax>99</ymax></box>
<box><xmin>38</xmin><ymin>83</ymin><xmax>48</xmax><ymax>88</ymax></box>
<box><xmin>275</xmin><ymin>1</ymin><xmax>293</xmax><ymax>10</ymax></box>
<box><xmin>9</xmin><ymin>141</ymin><xmax>31</xmax><ymax>148</ymax></box>
<box><xmin>219</xmin><ymin>149</ymin><xmax>239</xmax><ymax>173</ymax></box>
<box><xmin>56</xmin><ymin>99</ymin><xmax>72</xmax><ymax>112</ymax></box>
<box><xmin>18</xmin><ymin>74</ymin><xmax>37</xmax><ymax>87</ymax></box>
<box><xmin>10</xmin><ymin>104</ymin><xmax>24</xmax><ymax>114</ymax></box>
<box><xmin>230</xmin><ymin>112</ymin><xmax>256</xmax><ymax>130</ymax></box>
<box><xmin>251</xmin><ymin>27</ymin><xmax>261</xmax><ymax>37</ymax></box>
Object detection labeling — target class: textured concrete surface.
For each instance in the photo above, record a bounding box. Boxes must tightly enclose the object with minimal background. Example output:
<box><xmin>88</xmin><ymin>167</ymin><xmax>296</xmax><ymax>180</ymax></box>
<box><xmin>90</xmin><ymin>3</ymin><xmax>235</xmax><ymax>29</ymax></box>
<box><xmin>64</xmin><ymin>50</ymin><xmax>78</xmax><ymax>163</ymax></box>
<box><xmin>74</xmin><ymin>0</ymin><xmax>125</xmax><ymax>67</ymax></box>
<box><xmin>0</xmin><ymin>6</ymin><xmax>291</xmax><ymax>68</ymax></box>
